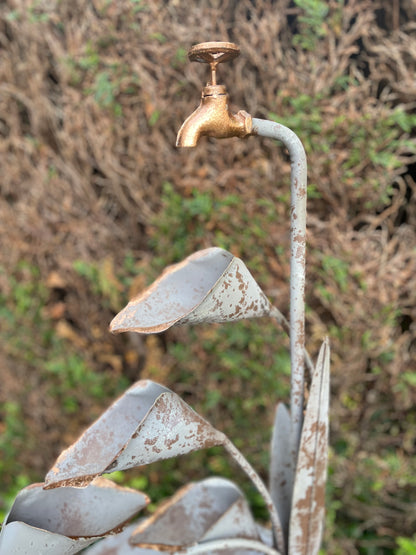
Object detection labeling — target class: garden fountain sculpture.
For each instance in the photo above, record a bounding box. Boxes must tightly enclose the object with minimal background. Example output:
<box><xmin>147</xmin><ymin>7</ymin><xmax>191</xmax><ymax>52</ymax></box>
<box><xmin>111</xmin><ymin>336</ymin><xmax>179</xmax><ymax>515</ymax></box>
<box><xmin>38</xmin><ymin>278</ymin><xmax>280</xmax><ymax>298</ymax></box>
<box><xmin>0</xmin><ymin>42</ymin><xmax>330</xmax><ymax>555</ymax></box>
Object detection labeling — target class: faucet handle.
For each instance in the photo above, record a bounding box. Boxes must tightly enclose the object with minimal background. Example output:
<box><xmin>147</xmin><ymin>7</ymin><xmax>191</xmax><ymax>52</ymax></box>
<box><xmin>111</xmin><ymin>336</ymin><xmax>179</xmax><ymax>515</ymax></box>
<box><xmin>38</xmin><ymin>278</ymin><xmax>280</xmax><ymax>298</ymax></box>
<box><xmin>188</xmin><ymin>42</ymin><xmax>240</xmax><ymax>86</ymax></box>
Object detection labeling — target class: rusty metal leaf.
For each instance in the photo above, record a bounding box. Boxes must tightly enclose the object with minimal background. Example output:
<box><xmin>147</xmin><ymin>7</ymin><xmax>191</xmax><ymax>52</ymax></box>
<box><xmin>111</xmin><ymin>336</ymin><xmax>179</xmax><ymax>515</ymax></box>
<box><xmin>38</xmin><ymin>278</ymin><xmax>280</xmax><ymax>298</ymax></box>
<box><xmin>0</xmin><ymin>523</ymin><xmax>93</xmax><ymax>555</ymax></box>
<box><xmin>130</xmin><ymin>477</ymin><xmax>260</xmax><ymax>550</ymax></box>
<box><xmin>0</xmin><ymin>477</ymin><xmax>149</xmax><ymax>555</ymax></box>
<box><xmin>108</xmin><ymin>391</ymin><xmax>226</xmax><ymax>471</ymax></box>
<box><xmin>86</xmin><ymin>528</ymin><xmax>281</xmax><ymax>555</ymax></box>
<box><xmin>288</xmin><ymin>338</ymin><xmax>330</xmax><ymax>555</ymax></box>
<box><xmin>110</xmin><ymin>247</ymin><xmax>271</xmax><ymax>334</ymax></box>
<box><xmin>84</xmin><ymin>524</ymin><xmax>154</xmax><ymax>554</ymax></box>
<box><xmin>270</xmin><ymin>402</ymin><xmax>293</xmax><ymax>545</ymax></box>
<box><xmin>45</xmin><ymin>380</ymin><xmax>225</xmax><ymax>489</ymax></box>
<box><xmin>45</xmin><ymin>380</ymin><xmax>169</xmax><ymax>488</ymax></box>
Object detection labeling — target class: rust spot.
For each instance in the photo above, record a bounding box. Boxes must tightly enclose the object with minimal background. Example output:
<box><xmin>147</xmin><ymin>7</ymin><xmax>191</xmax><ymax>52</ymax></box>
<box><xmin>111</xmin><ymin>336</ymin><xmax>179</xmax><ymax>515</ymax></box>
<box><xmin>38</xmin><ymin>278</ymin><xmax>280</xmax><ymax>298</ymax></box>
<box><xmin>43</xmin><ymin>474</ymin><xmax>99</xmax><ymax>490</ymax></box>
<box><xmin>144</xmin><ymin>437</ymin><xmax>158</xmax><ymax>446</ymax></box>
<box><xmin>165</xmin><ymin>434</ymin><xmax>179</xmax><ymax>448</ymax></box>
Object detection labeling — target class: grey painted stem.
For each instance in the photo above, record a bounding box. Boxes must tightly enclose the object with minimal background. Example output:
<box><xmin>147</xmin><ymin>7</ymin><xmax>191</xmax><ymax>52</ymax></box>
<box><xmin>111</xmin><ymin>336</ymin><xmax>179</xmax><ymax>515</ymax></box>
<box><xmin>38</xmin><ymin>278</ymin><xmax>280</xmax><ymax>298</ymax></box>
<box><xmin>269</xmin><ymin>305</ymin><xmax>314</xmax><ymax>377</ymax></box>
<box><xmin>222</xmin><ymin>436</ymin><xmax>285</xmax><ymax>554</ymax></box>
<box><xmin>252</xmin><ymin>118</ymin><xmax>307</xmax><ymax>463</ymax></box>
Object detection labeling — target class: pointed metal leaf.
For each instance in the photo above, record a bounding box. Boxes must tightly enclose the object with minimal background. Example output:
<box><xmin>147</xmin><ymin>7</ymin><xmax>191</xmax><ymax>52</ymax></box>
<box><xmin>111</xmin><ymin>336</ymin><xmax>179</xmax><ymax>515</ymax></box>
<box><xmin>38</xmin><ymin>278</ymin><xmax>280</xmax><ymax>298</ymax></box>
<box><xmin>0</xmin><ymin>522</ymin><xmax>93</xmax><ymax>555</ymax></box>
<box><xmin>0</xmin><ymin>478</ymin><xmax>149</xmax><ymax>555</ymax></box>
<box><xmin>289</xmin><ymin>338</ymin><xmax>330</xmax><ymax>555</ymax></box>
<box><xmin>130</xmin><ymin>477</ymin><xmax>260</xmax><ymax>550</ymax></box>
<box><xmin>86</xmin><ymin>528</ymin><xmax>281</xmax><ymax>555</ymax></box>
<box><xmin>83</xmin><ymin>524</ymin><xmax>155</xmax><ymax>554</ymax></box>
<box><xmin>45</xmin><ymin>380</ymin><xmax>225</xmax><ymax>489</ymax></box>
<box><xmin>202</xmin><ymin>497</ymin><xmax>259</xmax><ymax>542</ymax></box>
<box><xmin>110</xmin><ymin>248</ymin><xmax>271</xmax><ymax>334</ymax></box>
<box><xmin>109</xmin><ymin>392</ymin><xmax>225</xmax><ymax>471</ymax></box>
<box><xmin>270</xmin><ymin>402</ymin><xmax>294</xmax><ymax>544</ymax></box>
<box><xmin>45</xmin><ymin>380</ymin><xmax>170</xmax><ymax>488</ymax></box>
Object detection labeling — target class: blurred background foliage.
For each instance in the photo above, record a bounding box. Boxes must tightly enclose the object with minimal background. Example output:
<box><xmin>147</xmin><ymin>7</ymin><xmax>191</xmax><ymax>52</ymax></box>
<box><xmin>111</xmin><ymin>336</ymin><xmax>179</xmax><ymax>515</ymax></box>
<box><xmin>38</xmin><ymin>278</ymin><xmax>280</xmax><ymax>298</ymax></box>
<box><xmin>0</xmin><ymin>0</ymin><xmax>415</xmax><ymax>553</ymax></box>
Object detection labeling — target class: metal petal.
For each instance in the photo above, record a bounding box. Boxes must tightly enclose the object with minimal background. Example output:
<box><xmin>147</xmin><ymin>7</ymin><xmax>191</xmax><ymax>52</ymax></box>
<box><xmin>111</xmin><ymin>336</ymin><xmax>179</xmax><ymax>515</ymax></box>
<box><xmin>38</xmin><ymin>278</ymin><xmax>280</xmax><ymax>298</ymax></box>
<box><xmin>269</xmin><ymin>403</ymin><xmax>293</xmax><ymax>545</ymax></box>
<box><xmin>84</xmin><ymin>524</ymin><xmax>155</xmax><ymax>554</ymax></box>
<box><xmin>288</xmin><ymin>338</ymin><xmax>330</xmax><ymax>555</ymax></box>
<box><xmin>109</xmin><ymin>247</ymin><xmax>271</xmax><ymax>334</ymax></box>
<box><xmin>108</xmin><ymin>392</ymin><xmax>225</xmax><ymax>472</ymax></box>
<box><xmin>203</xmin><ymin>496</ymin><xmax>259</xmax><ymax>542</ymax></box>
<box><xmin>45</xmin><ymin>380</ymin><xmax>170</xmax><ymax>488</ymax></box>
<box><xmin>0</xmin><ymin>478</ymin><xmax>149</xmax><ymax>555</ymax></box>
<box><xmin>130</xmin><ymin>477</ymin><xmax>260</xmax><ymax>550</ymax></box>
<box><xmin>85</xmin><ymin>528</ymin><xmax>281</xmax><ymax>555</ymax></box>
<box><xmin>0</xmin><ymin>522</ymin><xmax>93</xmax><ymax>555</ymax></box>
<box><xmin>45</xmin><ymin>380</ymin><xmax>225</xmax><ymax>489</ymax></box>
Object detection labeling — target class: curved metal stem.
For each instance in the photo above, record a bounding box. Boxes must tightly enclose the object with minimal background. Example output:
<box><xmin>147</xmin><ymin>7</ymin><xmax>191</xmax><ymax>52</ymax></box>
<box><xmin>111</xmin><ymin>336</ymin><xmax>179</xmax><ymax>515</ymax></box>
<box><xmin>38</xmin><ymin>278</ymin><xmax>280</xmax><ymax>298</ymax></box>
<box><xmin>269</xmin><ymin>305</ymin><xmax>314</xmax><ymax>377</ymax></box>
<box><xmin>222</xmin><ymin>436</ymin><xmax>285</xmax><ymax>553</ymax></box>
<box><xmin>252</xmin><ymin>119</ymin><xmax>307</xmax><ymax>465</ymax></box>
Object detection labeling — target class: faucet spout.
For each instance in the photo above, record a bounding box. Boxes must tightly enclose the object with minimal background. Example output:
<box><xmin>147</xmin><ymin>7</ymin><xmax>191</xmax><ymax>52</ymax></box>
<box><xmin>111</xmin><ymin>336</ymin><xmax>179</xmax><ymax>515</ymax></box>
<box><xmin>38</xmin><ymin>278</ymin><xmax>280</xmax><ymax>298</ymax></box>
<box><xmin>176</xmin><ymin>85</ymin><xmax>252</xmax><ymax>148</ymax></box>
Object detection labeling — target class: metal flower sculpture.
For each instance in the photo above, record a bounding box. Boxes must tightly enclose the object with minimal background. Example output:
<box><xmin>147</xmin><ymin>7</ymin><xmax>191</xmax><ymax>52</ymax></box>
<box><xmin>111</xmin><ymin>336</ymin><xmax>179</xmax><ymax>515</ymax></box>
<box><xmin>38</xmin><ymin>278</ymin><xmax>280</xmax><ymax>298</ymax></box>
<box><xmin>44</xmin><ymin>379</ymin><xmax>285</xmax><ymax>550</ymax></box>
<box><xmin>2</xmin><ymin>41</ymin><xmax>331</xmax><ymax>555</ymax></box>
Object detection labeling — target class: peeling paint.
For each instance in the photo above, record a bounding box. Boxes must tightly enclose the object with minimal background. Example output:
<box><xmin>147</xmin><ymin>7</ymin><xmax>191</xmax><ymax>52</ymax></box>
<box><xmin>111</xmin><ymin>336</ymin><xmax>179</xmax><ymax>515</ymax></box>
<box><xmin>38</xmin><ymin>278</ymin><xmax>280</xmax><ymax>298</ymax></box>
<box><xmin>0</xmin><ymin>478</ymin><xmax>148</xmax><ymax>555</ymax></box>
<box><xmin>44</xmin><ymin>381</ymin><xmax>225</xmax><ymax>489</ymax></box>
<box><xmin>131</xmin><ymin>478</ymin><xmax>260</xmax><ymax>550</ymax></box>
<box><xmin>289</xmin><ymin>339</ymin><xmax>330</xmax><ymax>555</ymax></box>
<box><xmin>45</xmin><ymin>381</ymin><xmax>172</xmax><ymax>488</ymax></box>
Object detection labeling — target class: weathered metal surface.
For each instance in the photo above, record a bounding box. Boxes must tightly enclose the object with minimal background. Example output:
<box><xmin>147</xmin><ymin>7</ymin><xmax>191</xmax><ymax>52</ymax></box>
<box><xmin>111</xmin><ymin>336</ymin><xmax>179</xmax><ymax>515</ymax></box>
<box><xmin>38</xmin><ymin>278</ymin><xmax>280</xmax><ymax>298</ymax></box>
<box><xmin>252</xmin><ymin>118</ymin><xmax>307</xmax><ymax>462</ymax></box>
<box><xmin>45</xmin><ymin>380</ymin><xmax>225</xmax><ymax>489</ymax></box>
<box><xmin>181</xmin><ymin>256</ymin><xmax>270</xmax><ymax>324</ymax></box>
<box><xmin>110</xmin><ymin>248</ymin><xmax>271</xmax><ymax>335</ymax></box>
<box><xmin>84</xmin><ymin>524</ymin><xmax>155</xmax><ymax>554</ymax></box>
<box><xmin>222</xmin><ymin>436</ymin><xmax>284</xmax><ymax>554</ymax></box>
<box><xmin>109</xmin><ymin>392</ymin><xmax>226</xmax><ymax>471</ymax></box>
<box><xmin>0</xmin><ymin>478</ymin><xmax>149</xmax><ymax>555</ymax></box>
<box><xmin>288</xmin><ymin>338</ymin><xmax>330</xmax><ymax>555</ymax></box>
<box><xmin>45</xmin><ymin>380</ymin><xmax>170</xmax><ymax>488</ymax></box>
<box><xmin>270</xmin><ymin>403</ymin><xmax>294</xmax><ymax>546</ymax></box>
<box><xmin>0</xmin><ymin>522</ymin><xmax>93</xmax><ymax>555</ymax></box>
<box><xmin>85</xmin><ymin>524</ymin><xmax>280</xmax><ymax>555</ymax></box>
<box><xmin>131</xmin><ymin>477</ymin><xmax>260</xmax><ymax>550</ymax></box>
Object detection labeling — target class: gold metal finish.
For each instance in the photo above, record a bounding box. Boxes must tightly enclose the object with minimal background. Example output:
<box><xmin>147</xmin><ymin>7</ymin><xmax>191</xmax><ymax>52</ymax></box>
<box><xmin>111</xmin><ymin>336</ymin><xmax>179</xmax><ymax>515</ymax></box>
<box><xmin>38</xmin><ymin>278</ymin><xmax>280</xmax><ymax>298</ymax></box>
<box><xmin>176</xmin><ymin>42</ymin><xmax>252</xmax><ymax>147</ymax></box>
<box><xmin>188</xmin><ymin>42</ymin><xmax>240</xmax><ymax>86</ymax></box>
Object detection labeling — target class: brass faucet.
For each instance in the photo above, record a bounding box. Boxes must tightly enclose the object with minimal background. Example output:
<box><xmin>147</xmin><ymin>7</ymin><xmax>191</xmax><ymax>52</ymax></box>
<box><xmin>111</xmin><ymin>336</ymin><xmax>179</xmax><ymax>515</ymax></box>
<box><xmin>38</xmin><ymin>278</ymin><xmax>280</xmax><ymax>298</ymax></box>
<box><xmin>176</xmin><ymin>42</ymin><xmax>252</xmax><ymax>147</ymax></box>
